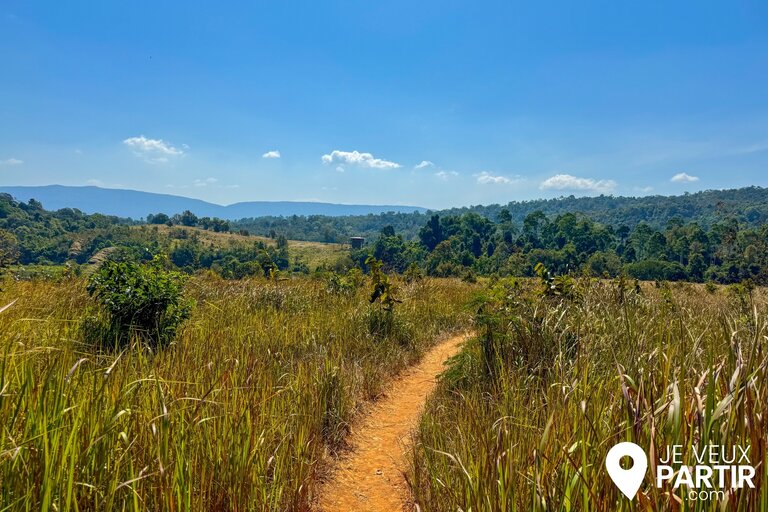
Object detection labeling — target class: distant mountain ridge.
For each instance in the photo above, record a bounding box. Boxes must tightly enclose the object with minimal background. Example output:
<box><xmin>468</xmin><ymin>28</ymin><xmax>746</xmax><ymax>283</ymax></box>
<box><xmin>0</xmin><ymin>185</ymin><xmax>427</xmax><ymax>219</ymax></box>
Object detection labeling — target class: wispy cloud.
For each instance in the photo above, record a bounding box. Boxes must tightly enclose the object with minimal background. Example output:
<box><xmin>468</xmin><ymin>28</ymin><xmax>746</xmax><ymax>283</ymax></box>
<box><xmin>670</xmin><ymin>172</ymin><xmax>699</xmax><ymax>183</ymax></box>
<box><xmin>435</xmin><ymin>170</ymin><xmax>459</xmax><ymax>180</ymax></box>
<box><xmin>167</xmin><ymin>177</ymin><xmax>235</xmax><ymax>190</ymax></box>
<box><xmin>85</xmin><ymin>178</ymin><xmax>125</xmax><ymax>188</ymax></box>
<box><xmin>540</xmin><ymin>173</ymin><xmax>616</xmax><ymax>194</ymax></box>
<box><xmin>0</xmin><ymin>158</ymin><xmax>23</xmax><ymax>166</ymax></box>
<box><xmin>262</xmin><ymin>150</ymin><xmax>281</xmax><ymax>159</ymax></box>
<box><xmin>634</xmin><ymin>186</ymin><xmax>654</xmax><ymax>194</ymax></box>
<box><xmin>475</xmin><ymin>171</ymin><xmax>519</xmax><ymax>185</ymax></box>
<box><xmin>730</xmin><ymin>141</ymin><xmax>768</xmax><ymax>155</ymax></box>
<box><xmin>321</xmin><ymin>150</ymin><xmax>401</xmax><ymax>169</ymax></box>
<box><xmin>194</xmin><ymin>177</ymin><xmax>218</xmax><ymax>187</ymax></box>
<box><xmin>123</xmin><ymin>135</ymin><xmax>184</xmax><ymax>163</ymax></box>
<box><xmin>414</xmin><ymin>160</ymin><xmax>434</xmax><ymax>170</ymax></box>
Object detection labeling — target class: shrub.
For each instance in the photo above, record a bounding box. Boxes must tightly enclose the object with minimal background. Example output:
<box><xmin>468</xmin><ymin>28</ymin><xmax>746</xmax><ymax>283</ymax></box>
<box><xmin>86</xmin><ymin>256</ymin><xmax>194</xmax><ymax>347</ymax></box>
<box><xmin>535</xmin><ymin>262</ymin><xmax>580</xmax><ymax>301</ymax></box>
<box><xmin>365</xmin><ymin>256</ymin><xmax>405</xmax><ymax>341</ymax></box>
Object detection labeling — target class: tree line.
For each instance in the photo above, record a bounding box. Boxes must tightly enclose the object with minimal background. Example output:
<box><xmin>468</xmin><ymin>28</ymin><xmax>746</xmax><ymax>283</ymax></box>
<box><xmin>230</xmin><ymin>186</ymin><xmax>768</xmax><ymax>243</ymax></box>
<box><xmin>354</xmin><ymin>210</ymin><xmax>768</xmax><ymax>284</ymax></box>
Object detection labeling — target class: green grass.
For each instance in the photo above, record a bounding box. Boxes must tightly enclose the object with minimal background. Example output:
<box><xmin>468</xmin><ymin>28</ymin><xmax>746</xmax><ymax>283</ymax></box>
<box><xmin>411</xmin><ymin>279</ymin><xmax>767</xmax><ymax>511</ymax></box>
<box><xmin>0</xmin><ymin>273</ymin><xmax>476</xmax><ymax>510</ymax></box>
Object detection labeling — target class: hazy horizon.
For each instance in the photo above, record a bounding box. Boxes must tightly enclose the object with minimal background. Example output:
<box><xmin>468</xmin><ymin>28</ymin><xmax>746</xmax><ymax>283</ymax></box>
<box><xmin>6</xmin><ymin>182</ymin><xmax>766</xmax><ymax>213</ymax></box>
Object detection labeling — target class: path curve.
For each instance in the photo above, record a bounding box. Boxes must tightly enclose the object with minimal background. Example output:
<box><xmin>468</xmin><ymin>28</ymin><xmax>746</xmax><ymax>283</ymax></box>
<box><xmin>315</xmin><ymin>333</ymin><xmax>469</xmax><ymax>512</ymax></box>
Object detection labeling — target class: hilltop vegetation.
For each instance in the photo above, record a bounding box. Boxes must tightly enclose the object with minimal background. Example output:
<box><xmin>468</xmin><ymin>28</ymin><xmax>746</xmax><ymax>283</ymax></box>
<box><xmin>356</xmin><ymin>209</ymin><xmax>768</xmax><ymax>284</ymax></box>
<box><xmin>232</xmin><ymin>186</ymin><xmax>768</xmax><ymax>242</ymax></box>
<box><xmin>0</xmin><ymin>194</ymin><xmax>341</xmax><ymax>277</ymax></box>
<box><xmin>3</xmin><ymin>189</ymin><xmax>768</xmax><ymax>285</ymax></box>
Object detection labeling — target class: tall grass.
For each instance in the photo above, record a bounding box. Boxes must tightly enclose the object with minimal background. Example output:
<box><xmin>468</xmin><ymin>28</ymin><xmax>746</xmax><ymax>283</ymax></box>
<box><xmin>0</xmin><ymin>273</ymin><xmax>475</xmax><ymax>510</ymax></box>
<box><xmin>412</xmin><ymin>278</ymin><xmax>767</xmax><ymax>511</ymax></box>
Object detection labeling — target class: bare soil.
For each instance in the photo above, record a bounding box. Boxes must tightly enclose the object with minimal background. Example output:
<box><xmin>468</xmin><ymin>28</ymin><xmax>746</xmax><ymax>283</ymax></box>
<box><xmin>315</xmin><ymin>333</ymin><xmax>469</xmax><ymax>512</ymax></box>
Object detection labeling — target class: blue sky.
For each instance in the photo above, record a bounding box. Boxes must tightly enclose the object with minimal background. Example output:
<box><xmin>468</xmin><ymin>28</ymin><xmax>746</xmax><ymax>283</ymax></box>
<box><xmin>1</xmin><ymin>1</ymin><xmax>767</xmax><ymax>209</ymax></box>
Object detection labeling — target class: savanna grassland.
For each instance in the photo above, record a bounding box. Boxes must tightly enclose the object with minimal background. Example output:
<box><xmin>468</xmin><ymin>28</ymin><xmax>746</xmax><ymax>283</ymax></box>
<box><xmin>411</xmin><ymin>277</ymin><xmax>768</xmax><ymax>511</ymax></box>
<box><xmin>0</xmin><ymin>273</ymin><xmax>476</xmax><ymax>510</ymax></box>
<box><xmin>4</xmin><ymin>192</ymin><xmax>768</xmax><ymax>511</ymax></box>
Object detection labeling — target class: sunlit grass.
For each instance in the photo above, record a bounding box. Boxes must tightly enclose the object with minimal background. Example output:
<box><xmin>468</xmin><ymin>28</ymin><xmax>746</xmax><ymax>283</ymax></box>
<box><xmin>0</xmin><ymin>273</ymin><xmax>476</xmax><ymax>510</ymax></box>
<box><xmin>412</xmin><ymin>279</ymin><xmax>767</xmax><ymax>511</ymax></box>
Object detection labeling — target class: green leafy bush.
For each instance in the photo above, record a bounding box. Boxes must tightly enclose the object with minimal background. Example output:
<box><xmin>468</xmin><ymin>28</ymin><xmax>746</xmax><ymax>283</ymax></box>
<box><xmin>86</xmin><ymin>256</ymin><xmax>194</xmax><ymax>346</ymax></box>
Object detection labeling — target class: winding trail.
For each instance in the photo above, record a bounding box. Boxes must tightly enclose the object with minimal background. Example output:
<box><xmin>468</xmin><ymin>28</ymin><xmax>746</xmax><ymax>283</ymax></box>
<box><xmin>315</xmin><ymin>333</ymin><xmax>469</xmax><ymax>512</ymax></box>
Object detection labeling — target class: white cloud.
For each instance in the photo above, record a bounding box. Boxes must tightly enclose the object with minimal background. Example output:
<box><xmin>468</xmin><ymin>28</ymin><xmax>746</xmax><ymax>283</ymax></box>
<box><xmin>475</xmin><ymin>171</ymin><xmax>518</xmax><ymax>185</ymax></box>
<box><xmin>670</xmin><ymin>172</ymin><xmax>699</xmax><ymax>183</ymax></box>
<box><xmin>435</xmin><ymin>170</ymin><xmax>459</xmax><ymax>180</ymax></box>
<box><xmin>415</xmin><ymin>160</ymin><xmax>435</xmax><ymax>170</ymax></box>
<box><xmin>335</xmin><ymin>166</ymin><xmax>345</xmax><ymax>173</ymax></box>
<box><xmin>635</xmin><ymin>186</ymin><xmax>654</xmax><ymax>194</ymax></box>
<box><xmin>123</xmin><ymin>135</ymin><xmax>184</xmax><ymax>163</ymax></box>
<box><xmin>540</xmin><ymin>173</ymin><xmax>617</xmax><ymax>194</ymax></box>
<box><xmin>321</xmin><ymin>150</ymin><xmax>401</xmax><ymax>169</ymax></box>
<box><xmin>0</xmin><ymin>158</ymin><xmax>23</xmax><ymax>166</ymax></box>
<box><xmin>193</xmin><ymin>177</ymin><xmax>218</xmax><ymax>187</ymax></box>
<box><xmin>167</xmin><ymin>177</ymin><xmax>230</xmax><ymax>189</ymax></box>
<box><xmin>262</xmin><ymin>150</ymin><xmax>281</xmax><ymax>159</ymax></box>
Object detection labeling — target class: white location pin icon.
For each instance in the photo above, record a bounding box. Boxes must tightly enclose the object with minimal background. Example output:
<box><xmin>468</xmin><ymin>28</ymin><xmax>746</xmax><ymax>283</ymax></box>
<box><xmin>605</xmin><ymin>442</ymin><xmax>648</xmax><ymax>500</ymax></box>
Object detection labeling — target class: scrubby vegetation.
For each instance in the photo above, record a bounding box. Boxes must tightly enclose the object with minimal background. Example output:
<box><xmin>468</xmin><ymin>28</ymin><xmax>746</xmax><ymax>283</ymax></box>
<box><xmin>411</xmin><ymin>276</ymin><xmax>767</xmax><ymax>511</ymax></box>
<box><xmin>86</xmin><ymin>256</ymin><xmax>194</xmax><ymax>347</ymax></box>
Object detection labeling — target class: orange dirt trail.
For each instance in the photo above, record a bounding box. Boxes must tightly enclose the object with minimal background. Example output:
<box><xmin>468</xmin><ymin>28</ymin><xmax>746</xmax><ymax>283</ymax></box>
<box><xmin>315</xmin><ymin>333</ymin><xmax>469</xmax><ymax>512</ymax></box>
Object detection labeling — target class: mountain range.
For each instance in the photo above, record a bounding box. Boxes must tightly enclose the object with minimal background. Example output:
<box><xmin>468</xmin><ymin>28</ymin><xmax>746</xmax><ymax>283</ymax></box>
<box><xmin>0</xmin><ymin>185</ymin><xmax>427</xmax><ymax>219</ymax></box>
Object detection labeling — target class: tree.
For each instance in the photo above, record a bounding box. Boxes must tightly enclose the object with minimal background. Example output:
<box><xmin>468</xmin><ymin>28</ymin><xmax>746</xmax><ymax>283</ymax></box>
<box><xmin>148</xmin><ymin>213</ymin><xmax>170</xmax><ymax>224</ymax></box>
<box><xmin>0</xmin><ymin>229</ymin><xmax>19</xmax><ymax>268</ymax></box>
<box><xmin>179</xmin><ymin>210</ymin><xmax>198</xmax><ymax>227</ymax></box>
<box><xmin>419</xmin><ymin>215</ymin><xmax>443</xmax><ymax>251</ymax></box>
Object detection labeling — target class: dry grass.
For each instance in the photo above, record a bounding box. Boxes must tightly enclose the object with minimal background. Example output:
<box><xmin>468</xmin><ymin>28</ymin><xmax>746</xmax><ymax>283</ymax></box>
<box><xmin>133</xmin><ymin>225</ymin><xmax>347</xmax><ymax>269</ymax></box>
<box><xmin>0</xmin><ymin>274</ymin><xmax>476</xmax><ymax>510</ymax></box>
<box><xmin>412</xmin><ymin>279</ymin><xmax>768</xmax><ymax>511</ymax></box>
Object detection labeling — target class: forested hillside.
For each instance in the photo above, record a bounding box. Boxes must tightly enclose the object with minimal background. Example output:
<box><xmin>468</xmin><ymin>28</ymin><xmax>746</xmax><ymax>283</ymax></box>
<box><xmin>3</xmin><ymin>188</ymin><xmax>768</xmax><ymax>284</ymax></box>
<box><xmin>232</xmin><ymin>186</ymin><xmax>768</xmax><ymax>243</ymax></box>
<box><xmin>356</xmin><ymin>208</ymin><xmax>768</xmax><ymax>284</ymax></box>
<box><xmin>0</xmin><ymin>194</ymin><xmax>300</xmax><ymax>278</ymax></box>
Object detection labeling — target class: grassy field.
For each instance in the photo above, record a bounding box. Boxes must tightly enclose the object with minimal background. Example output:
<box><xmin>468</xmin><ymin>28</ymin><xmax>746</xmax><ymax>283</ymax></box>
<box><xmin>0</xmin><ymin>273</ymin><xmax>476</xmax><ymax>510</ymax></box>
<box><xmin>133</xmin><ymin>224</ymin><xmax>349</xmax><ymax>270</ymax></box>
<box><xmin>411</xmin><ymin>278</ymin><xmax>767</xmax><ymax>511</ymax></box>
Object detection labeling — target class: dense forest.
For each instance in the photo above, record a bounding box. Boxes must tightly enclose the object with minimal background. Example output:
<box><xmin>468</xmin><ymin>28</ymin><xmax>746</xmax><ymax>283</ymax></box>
<box><xmin>352</xmin><ymin>209</ymin><xmax>768</xmax><ymax>284</ymax></box>
<box><xmin>231</xmin><ymin>186</ymin><xmax>768</xmax><ymax>242</ymax></box>
<box><xmin>2</xmin><ymin>188</ymin><xmax>767</xmax><ymax>284</ymax></box>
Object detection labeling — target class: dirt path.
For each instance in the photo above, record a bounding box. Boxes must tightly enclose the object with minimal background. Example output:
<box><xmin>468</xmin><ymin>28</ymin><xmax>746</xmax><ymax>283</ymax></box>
<box><xmin>315</xmin><ymin>333</ymin><xmax>469</xmax><ymax>512</ymax></box>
